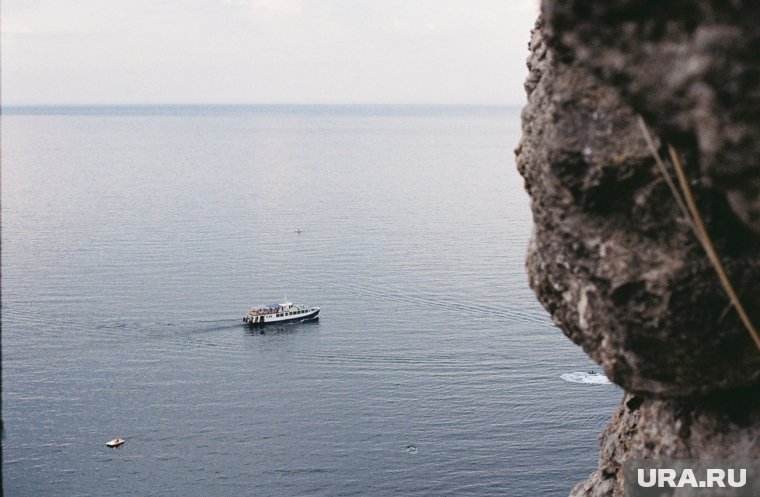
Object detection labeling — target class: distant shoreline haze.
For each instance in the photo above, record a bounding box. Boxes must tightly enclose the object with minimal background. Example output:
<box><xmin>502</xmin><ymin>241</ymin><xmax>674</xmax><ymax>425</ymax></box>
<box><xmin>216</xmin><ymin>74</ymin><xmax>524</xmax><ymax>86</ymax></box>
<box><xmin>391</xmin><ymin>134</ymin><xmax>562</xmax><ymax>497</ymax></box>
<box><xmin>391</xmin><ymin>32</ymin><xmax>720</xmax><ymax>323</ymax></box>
<box><xmin>1</xmin><ymin>103</ymin><xmax>525</xmax><ymax>116</ymax></box>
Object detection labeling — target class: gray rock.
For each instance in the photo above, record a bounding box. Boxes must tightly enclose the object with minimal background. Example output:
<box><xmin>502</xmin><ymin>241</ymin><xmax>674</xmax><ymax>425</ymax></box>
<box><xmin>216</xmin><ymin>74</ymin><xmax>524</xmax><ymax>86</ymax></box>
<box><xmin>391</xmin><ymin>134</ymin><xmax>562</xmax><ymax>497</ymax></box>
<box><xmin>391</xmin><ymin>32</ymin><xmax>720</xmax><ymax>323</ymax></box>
<box><xmin>571</xmin><ymin>392</ymin><xmax>760</xmax><ymax>497</ymax></box>
<box><xmin>517</xmin><ymin>3</ymin><xmax>760</xmax><ymax>495</ymax></box>
<box><xmin>517</xmin><ymin>16</ymin><xmax>760</xmax><ymax>398</ymax></box>
<box><xmin>542</xmin><ymin>1</ymin><xmax>760</xmax><ymax>235</ymax></box>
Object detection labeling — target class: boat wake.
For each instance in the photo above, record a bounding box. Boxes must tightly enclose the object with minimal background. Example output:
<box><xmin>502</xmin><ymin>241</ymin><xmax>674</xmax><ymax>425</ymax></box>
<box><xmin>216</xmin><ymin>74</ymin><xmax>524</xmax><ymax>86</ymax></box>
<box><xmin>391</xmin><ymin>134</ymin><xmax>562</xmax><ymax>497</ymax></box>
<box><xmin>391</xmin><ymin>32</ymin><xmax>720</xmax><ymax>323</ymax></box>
<box><xmin>560</xmin><ymin>371</ymin><xmax>612</xmax><ymax>385</ymax></box>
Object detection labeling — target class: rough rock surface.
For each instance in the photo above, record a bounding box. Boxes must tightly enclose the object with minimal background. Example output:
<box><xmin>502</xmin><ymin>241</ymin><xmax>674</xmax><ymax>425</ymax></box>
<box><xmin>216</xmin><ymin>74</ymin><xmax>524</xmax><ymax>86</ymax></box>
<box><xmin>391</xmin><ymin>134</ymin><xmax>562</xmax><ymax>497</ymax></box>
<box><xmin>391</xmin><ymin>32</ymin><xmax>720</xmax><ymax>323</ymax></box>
<box><xmin>518</xmin><ymin>14</ymin><xmax>760</xmax><ymax>398</ymax></box>
<box><xmin>516</xmin><ymin>1</ymin><xmax>760</xmax><ymax>495</ymax></box>
<box><xmin>569</xmin><ymin>391</ymin><xmax>760</xmax><ymax>497</ymax></box>
<box><xmin>543</xmin><ymin>0</ymin><xmax>760</xmax><ymax>234</ymax></box>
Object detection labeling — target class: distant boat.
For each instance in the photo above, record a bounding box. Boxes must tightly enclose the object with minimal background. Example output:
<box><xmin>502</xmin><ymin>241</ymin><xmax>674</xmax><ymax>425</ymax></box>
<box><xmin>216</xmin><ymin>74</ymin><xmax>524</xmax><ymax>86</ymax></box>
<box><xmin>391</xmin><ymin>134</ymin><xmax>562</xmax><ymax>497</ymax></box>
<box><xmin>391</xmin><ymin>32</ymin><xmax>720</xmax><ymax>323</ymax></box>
<box><xmin>243</xmin><ymin>301</ymin><xmax>320</xmax><ymax>326</ymax></box>
<box><xmin>294</xmin><ymin>228</ymin><xmax>304</xmax><ymax>234</ymax></box>
<box><xmin>560</xmin><ymin>371</ymin><xmax>611</xmax><ymax>385</ymax></box>
<box><xmin>106</xmin><ymin>437</ymin><xmax>125</xmax><ymax>448</ymax></box>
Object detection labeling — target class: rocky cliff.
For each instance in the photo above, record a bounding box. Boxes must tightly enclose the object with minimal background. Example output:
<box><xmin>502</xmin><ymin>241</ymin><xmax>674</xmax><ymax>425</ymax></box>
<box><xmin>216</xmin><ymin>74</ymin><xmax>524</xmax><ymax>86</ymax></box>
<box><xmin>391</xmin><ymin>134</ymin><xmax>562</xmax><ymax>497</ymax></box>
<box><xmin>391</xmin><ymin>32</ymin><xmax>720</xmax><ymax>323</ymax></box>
<box><xmin>516</xmin><ymin>2</ymin><xmax>760</xmax><ymax>495</ymax></box>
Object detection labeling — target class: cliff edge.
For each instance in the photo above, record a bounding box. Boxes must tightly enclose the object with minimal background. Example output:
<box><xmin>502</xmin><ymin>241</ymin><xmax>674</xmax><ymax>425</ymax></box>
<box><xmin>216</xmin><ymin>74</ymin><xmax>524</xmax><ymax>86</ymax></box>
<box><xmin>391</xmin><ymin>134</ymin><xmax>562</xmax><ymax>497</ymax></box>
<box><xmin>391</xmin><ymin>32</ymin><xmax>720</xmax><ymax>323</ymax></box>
<box><xmin>516</xmin><ymin>2</ymin><xmax>760</xmax><ymax>495</ymax></box>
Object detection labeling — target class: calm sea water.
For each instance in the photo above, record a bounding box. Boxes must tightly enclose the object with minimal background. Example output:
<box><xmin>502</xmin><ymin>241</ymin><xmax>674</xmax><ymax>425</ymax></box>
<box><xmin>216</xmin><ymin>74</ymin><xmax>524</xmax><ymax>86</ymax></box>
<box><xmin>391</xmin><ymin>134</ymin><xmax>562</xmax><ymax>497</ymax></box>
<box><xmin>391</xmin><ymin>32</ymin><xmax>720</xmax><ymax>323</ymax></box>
<box><xmin>2</xmin><ymin>105</ymin><xmax>620</xmax><ymax>497</ymax></box>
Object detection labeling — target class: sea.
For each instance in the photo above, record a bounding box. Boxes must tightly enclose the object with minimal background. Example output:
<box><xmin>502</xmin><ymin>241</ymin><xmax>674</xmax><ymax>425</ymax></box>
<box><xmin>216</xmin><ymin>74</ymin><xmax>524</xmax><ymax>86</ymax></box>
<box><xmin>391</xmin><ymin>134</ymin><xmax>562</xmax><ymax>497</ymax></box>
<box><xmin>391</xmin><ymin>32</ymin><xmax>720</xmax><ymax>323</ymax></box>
<box><xmin>2</xmin><ymin>105</ymin><xmax>621</xmax><ymax>497</ymax></box>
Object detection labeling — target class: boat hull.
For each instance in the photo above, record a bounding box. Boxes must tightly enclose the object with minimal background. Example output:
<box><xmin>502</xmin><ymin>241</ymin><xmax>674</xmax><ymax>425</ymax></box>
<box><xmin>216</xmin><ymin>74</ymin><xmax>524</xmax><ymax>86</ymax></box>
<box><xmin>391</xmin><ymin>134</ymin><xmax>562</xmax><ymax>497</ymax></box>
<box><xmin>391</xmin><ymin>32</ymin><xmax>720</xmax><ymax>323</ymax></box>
<box><xmin>244</xmin><ymin>309</ymin><xmax>319</xmax><ymax>326</ymax></box>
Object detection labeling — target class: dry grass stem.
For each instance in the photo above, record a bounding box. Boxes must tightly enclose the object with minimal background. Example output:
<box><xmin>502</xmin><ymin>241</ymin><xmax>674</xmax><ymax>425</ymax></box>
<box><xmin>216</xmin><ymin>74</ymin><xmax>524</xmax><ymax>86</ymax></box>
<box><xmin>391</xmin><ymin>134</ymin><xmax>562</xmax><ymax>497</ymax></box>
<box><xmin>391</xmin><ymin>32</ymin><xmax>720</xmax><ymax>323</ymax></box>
<box><xmin>667</xmin><ymin>145</ymin><xmax>760</xmax><ymax>352</ymax></box>
<box><xmin>638</xmin><ymin>117</ymin><xmax>760</xmax><ymax>352</ymax></box>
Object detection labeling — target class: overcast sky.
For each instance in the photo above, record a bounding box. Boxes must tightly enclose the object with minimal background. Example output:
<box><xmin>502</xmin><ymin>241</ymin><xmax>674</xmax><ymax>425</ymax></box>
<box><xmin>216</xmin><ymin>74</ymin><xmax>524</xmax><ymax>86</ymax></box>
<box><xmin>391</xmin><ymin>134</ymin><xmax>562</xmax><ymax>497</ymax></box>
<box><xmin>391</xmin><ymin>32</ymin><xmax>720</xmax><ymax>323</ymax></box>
<box><xmin>1</xmin><ymin>0</ymin><xmax>539</xmax><ymax>105</ymax></box>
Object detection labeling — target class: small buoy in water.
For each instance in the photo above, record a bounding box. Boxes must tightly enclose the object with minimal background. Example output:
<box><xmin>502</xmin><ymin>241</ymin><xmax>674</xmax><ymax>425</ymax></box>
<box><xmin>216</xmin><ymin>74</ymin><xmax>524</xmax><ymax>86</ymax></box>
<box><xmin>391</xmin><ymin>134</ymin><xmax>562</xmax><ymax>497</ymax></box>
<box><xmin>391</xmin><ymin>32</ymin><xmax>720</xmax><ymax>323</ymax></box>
<box><xmin>106</xmin><ymin>437</ymin><xmax>125</xmax><ymax>448</ymax></box>
<box><xmin>405</xmin><ymin>444</ymin><xmax>417</xmax><ymax>454</ymax></box>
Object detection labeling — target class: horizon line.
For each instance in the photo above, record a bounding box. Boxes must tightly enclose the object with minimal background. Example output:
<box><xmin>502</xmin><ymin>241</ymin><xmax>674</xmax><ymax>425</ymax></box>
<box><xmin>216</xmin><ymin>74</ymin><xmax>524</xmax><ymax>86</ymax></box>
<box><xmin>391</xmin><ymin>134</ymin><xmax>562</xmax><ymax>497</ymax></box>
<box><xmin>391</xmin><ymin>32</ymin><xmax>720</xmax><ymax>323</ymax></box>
<box><xmin>2</xmin><ymin>102</ymin><xmax>525</xmax><ymax>108</ymax></box>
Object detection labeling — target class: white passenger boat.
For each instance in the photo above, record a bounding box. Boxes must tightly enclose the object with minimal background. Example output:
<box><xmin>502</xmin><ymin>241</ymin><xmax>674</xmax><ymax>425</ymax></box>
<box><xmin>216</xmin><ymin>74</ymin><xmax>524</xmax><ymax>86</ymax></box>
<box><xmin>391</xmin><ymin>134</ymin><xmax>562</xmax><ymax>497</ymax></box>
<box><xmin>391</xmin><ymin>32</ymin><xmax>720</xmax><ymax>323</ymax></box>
<box><xmin>243</xmin><ymin>301</ymin><xmax>320</xmax><ymax>326</ymax></box>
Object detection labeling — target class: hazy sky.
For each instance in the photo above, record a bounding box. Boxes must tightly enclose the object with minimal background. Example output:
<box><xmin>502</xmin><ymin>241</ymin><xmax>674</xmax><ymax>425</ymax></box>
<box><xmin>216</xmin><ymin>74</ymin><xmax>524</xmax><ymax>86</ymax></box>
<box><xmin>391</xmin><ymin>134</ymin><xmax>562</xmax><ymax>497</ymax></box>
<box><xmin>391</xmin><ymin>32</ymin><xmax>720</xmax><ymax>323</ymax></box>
<box><xmin>1</xmin><ymin>0</ymin><xmax>539</xmax><ymax>105</ymax></box>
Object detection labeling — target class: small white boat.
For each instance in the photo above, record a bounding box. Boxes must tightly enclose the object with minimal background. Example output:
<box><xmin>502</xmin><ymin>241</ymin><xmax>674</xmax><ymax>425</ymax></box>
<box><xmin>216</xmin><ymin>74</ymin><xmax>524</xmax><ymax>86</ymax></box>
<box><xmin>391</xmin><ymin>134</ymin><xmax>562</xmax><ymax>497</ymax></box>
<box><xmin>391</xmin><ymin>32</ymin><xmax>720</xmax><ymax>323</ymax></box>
<box><xmin>560</xmin><ymin>371</ymin><xmax>612</xmax><ymax>385</ymax></box>
<box><xmin>243</xmin><ymin>301</ymin><xmax>320</xmax><ymax>326</ymax></box>
<box><xmin>106</xmin><ymin>437</ymin><xmax>125</xmax><ymax>448</ymax></box>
